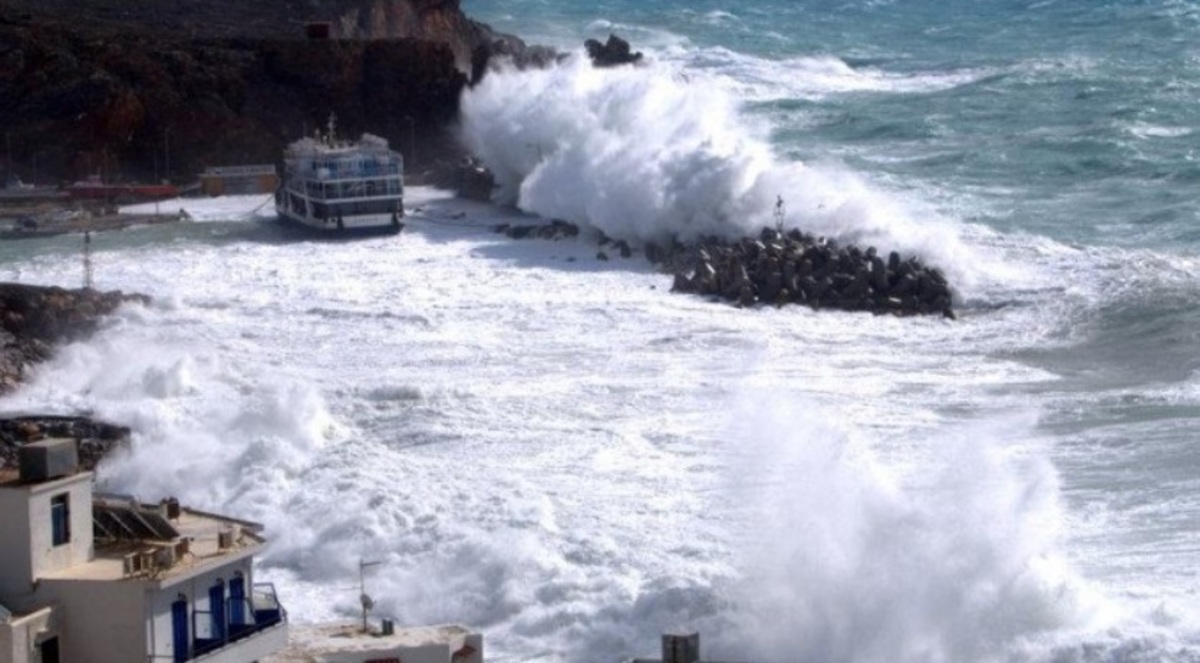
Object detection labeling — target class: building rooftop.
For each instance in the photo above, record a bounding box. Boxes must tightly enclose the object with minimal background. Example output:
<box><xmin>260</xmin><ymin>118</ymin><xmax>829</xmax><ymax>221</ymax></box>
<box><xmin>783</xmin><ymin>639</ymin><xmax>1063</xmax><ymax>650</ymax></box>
<box><xmin>41</xmin><ymin>497</ymin><xmax>265</xmax><ymax>584</ymax></box>
<box><xmin>262</xmin><ymin>623</ymin><xmax>480</xmax><ymax>663</ymax></box>
<box><xmin>0</xmin><ymin>466</ymin><xmax>83</xmax><ymax>489</ymax></box>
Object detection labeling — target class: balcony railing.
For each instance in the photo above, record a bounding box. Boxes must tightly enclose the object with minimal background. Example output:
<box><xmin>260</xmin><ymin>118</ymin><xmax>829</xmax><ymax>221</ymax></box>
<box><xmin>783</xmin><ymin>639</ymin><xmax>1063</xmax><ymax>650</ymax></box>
<box><xmin>191</xmin><ymin>583</ymin><xmax>287</xmax><ymax>660</ymax></box>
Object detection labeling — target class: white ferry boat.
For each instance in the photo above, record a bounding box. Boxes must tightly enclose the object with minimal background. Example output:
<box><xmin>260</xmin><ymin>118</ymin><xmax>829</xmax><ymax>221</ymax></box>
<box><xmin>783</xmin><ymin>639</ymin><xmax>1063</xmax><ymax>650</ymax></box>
<box><xmin>276</xmin><ymin>117</ymin><xmax>404</xmax><ymax>235</ymax></box>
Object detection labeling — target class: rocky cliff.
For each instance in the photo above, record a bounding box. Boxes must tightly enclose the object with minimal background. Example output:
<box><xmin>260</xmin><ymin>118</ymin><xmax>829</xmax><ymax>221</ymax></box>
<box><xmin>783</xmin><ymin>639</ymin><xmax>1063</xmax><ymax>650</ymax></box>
<box><xmin>0</xmin><ymin>0</ymin><xmax>536</xmax><ymax>184</ymax></box>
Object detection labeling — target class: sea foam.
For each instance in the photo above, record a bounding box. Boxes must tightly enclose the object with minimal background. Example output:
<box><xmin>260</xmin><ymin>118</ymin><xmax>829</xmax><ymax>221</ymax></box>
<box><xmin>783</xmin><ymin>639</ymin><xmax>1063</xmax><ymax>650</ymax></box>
<box><xmin>460</xmin><ymin>52</ymin><xmax>989</xmax><ymax>294</ymax></box>
<box><xmin>713</xmin><ymin>398</ymin><xmax>1103</xmax><ymax>663</ymax></box>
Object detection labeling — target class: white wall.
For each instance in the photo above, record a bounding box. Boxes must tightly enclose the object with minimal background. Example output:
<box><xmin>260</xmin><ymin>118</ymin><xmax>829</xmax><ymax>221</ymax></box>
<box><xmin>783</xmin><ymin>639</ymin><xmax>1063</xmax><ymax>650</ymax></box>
<box><xmin>0</xmin><ymin>606</ymin><xmax>58</xmax><ymax>663</ymax></box>
<box><xmin>317</xmin><ymin>634</ymin><xmax>484</xmax><ymax>663</ymax></box>
<box><xmin>0</xmin><ymin>473</ymin><xmax>93</xmax><ymax>612</ymax></box>
<box><xmin>37</xmin><ymin>580</ymin><xmax>143</xmax><ymax>663</ymax></box>
<box><xmin>0</xmin><ymin>490</ymin><xmax>34</xmax><ymax>606</ymax></box>
<box><xmin>27</xmin><ymin>477</ymin><xmax>94</xmax><ymax>581</ymax></box>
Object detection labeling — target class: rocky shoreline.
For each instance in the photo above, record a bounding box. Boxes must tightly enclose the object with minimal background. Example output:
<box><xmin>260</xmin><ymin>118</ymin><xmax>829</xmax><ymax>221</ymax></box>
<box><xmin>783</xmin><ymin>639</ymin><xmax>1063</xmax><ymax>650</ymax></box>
<box><xmin>0</xmin><ymin>283</ymin><xmax>149</xmax><ymax>393</ymax></box>
<box><xmin>0</xmin><ymin>283</ymin><xmax>146</xmax><ymax>472</ymax></box>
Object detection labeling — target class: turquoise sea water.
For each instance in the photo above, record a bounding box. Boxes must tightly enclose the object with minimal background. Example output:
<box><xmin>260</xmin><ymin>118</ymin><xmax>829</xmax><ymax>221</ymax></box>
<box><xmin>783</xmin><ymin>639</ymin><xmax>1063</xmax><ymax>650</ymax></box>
<box><xmin>469</xmin><ymin>0</ymin><xmax>1200</xmax><ymax>248</ymax></box>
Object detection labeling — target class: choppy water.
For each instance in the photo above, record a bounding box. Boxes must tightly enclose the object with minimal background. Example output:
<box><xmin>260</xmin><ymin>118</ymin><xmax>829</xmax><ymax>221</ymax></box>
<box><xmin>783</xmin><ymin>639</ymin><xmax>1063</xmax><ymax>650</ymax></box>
<box><xmin>3</xmin><ymin>1</ymin><xmax>1200</xmax><ymax>661</ymax></box>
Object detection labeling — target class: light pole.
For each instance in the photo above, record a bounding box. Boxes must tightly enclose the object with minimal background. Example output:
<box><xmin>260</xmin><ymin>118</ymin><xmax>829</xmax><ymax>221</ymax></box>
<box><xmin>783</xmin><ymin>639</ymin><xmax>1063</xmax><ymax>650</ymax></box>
<box><xmin>402</xmin><ymin>116</ymin><xmax>415</xmax><ymax>169</ymax></box>
<box><xmin>358</xmin><ymin>558</ymin><xmax>382</xmax><ymax>633</ymax></box>
<box><xmin>163</xmin><ymin>127</ymin><xmax>171</xmax><ymax>184</ymax></box>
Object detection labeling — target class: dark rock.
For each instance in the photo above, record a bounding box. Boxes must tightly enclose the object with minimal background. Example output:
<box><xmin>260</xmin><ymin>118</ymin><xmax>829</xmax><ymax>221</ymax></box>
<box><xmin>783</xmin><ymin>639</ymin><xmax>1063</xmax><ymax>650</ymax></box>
<box><xmin>584</xmin><ymin>34</ymin><xmax>643</xmax><ymax>68</ymax></box>
<box><xmin>498</xmin><ymin>220</ymin><xmax>580</xmax><ymax>242</ymax></box>
<box><xmin>0</xmin><ymin>283</ymin><xmax>148</xmax><ymax>394</ymax></box>
<box><xmin>636</xmin><ymin>227</ymin><xmax>954</xmax><ymax>318</ymax></box>
<box><xmin>425</xmin><ymin>157</ymin><xmax>496</xmax><ymax>200</ymax></box>
<box><xmin>0</xmin><ymin>1</ymin><xmax>484</xmax><ymax>185</ymax></box>
<box><xmin>0</xmin><ymin>415</ymin><xmax>130</xmax><ymax>471</ymax></box>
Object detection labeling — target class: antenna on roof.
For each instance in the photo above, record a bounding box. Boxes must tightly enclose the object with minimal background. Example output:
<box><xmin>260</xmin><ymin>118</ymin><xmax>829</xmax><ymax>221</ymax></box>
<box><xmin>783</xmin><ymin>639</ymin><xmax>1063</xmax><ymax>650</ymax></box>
<box><xmin>326</xmin><ymin>112</ymin><xmax>338</xmax><ymax>145</ymax></box>
<box><xmin>359</xmin><ymin>557</ymin><xmax>382</xmax><ymax>633</ymax></box>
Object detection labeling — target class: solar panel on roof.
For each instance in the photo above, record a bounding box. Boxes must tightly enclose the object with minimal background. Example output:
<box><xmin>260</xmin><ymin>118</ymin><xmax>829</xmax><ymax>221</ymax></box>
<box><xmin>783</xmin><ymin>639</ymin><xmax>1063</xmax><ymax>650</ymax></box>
<box><xmin>92</xmin><ymin>503</ymin><xmax>179</xmax><ymax>542</ymax></box>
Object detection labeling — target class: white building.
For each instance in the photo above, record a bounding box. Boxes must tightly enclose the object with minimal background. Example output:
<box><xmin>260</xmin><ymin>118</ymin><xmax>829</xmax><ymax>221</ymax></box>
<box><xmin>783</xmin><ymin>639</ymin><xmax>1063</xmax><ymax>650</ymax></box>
<box><xmin>0</xmin><ymin>438</ymin><xmax>288</xmax><ymax>663</ymax></box>
<box><xmin>263</xmin><ymin>623</ymin><xmax>483</xmax><ymax>663</ymax></box>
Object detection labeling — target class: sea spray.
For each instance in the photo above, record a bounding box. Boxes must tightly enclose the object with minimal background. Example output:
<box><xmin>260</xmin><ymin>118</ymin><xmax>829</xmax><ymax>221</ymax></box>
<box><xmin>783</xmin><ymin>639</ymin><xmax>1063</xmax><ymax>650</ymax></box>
<box><xmin>713</xmin><ymin>397</ymin><xmax>1099</xmax><ymax>663</ymax></box>
<box><xmin>460</xmin><ymin>53</ymin><xmax>991</xmax><ymax>295</ymax></box>
<box><xmin>1</xmin><ymin>302</ymin><xmax>341</xmax><ymax>528</ymax></box>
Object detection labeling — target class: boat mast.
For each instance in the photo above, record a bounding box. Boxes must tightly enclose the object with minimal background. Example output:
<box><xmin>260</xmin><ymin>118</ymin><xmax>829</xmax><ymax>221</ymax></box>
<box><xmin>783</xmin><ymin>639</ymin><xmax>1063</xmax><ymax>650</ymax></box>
<box><xmin>326</xmin><ymin>112</ymin><xmax>337</xmax><ymax>146</ymax></box>
<box><xmin>82</xmin><ymin>231</ymin><xmax>93</xmax><ymax>289</ymax></box>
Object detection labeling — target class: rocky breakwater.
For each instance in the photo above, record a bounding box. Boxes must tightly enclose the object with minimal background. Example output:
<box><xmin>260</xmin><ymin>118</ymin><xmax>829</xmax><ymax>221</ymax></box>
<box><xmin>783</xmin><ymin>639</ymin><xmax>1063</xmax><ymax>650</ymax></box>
<box><xmin>491</xmin><ymin>218</ymin><xmax>955</xmax><ymax>318</ymax></box>
<box><xmin>0</xmin><ymin>283</ymin><xmax>149</xmax><ymax>393</ymax></box>
<box><xmin>661</xmin><ymin>228</ymin><xmax>955</xmax><ymax>318</ymax></box>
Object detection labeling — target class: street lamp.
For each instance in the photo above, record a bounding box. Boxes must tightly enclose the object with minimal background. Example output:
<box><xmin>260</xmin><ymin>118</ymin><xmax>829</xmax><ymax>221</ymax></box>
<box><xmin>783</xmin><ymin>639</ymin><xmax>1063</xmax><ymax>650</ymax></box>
<box><xmin>402</xmin><ymin>116</ymin><xmax>415</xmax><ymax>169</ymax></box>
<box><xmin>359</xmin><ymin>558</ymin><xmax>382</xmax><ymax>633</ymax></box>
<box><xmin>163</xmin><ymin>127</ymin><xmax>171</xmax><ymax>184</ymax></box>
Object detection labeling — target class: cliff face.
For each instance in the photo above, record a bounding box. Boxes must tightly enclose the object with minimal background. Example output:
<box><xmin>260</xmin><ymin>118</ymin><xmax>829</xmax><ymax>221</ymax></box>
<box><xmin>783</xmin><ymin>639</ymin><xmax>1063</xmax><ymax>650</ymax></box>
<box><xmin>330</xmin><ymin>0</ymin><xmax>493</xmax><ymax>72</ymax></box>
<box><xmin>0</xmin><ymin>0</ymin><xmax>524</xmax><ymax>184</ymax></box>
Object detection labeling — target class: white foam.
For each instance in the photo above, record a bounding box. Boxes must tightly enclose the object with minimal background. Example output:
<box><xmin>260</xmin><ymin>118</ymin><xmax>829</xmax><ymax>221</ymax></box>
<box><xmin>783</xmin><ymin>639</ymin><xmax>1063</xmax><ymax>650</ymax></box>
<box><xmin>0</xmin><ymin>185</ymin><xmax>1196</xmax><ymax>660</ymax></box>
<box><xmin>120</xmin><ymin>194</ymin><xmax>276</xmax><ymax>222</ymax></box>
<box><xmin>714</xmin><ymin>400</ymin><xmax>1108</xmax><ymax>662</ymax></box>
<box><xmin>460</xmin><ymin>54</ymin><xmax>992</xmax><ymax>295</ymax></box>
<box><xmin>673</xmin><ymin>48</ymin><xmax>995</xmax><ymax>101</ymax></box>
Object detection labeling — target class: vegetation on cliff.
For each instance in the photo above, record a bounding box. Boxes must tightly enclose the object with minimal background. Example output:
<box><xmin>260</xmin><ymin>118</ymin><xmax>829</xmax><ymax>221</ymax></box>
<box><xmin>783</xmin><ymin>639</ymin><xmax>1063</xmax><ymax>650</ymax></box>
<box><xmin>0</xmin><ymin>0</ymin><xmax>536</xmax><ymax>185</ymax></box>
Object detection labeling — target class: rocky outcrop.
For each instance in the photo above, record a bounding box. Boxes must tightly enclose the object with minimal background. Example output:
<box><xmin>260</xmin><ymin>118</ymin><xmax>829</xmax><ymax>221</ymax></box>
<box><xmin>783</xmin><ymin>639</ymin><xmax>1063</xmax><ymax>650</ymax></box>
<box><xmin>0</xmin><ymin>284</ymin><xmax>149</xmax><ymax>393</ymax></box>
<box><xmin>493</xmin><ymin>219</ymin><xmax>580</xmax><ymax>241</ymax></box>
<box><xmin>585</xmin><ymin>34</ymin><xmax>643</xmax><ymax>68</ymax></box>
<box><xmin>0</xmin><ymin>416</ymin><xmax>130</xmax><ymax>471</ymax></box>
<box><xmin>424</xmin><ymin>157</ymin><xmax>497</xmax><ymax>201</ymax></box>
<box><xmin>329</xmin><ymin>0</ymin><xmax>558</xmax><ymax>78</ymax></box>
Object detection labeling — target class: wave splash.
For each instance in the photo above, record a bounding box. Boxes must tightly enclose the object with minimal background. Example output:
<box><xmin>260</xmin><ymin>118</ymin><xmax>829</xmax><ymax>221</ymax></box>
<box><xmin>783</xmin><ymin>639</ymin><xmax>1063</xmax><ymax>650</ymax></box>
<box><xmin>715</xmin><ymin>399</ymin><xmax>1102</xmax><ymax>663</ymax></box>
<box><xmin>460</xmin><ymin>52</ymin><xmax>983</xmax><ymax>289</ymax></box>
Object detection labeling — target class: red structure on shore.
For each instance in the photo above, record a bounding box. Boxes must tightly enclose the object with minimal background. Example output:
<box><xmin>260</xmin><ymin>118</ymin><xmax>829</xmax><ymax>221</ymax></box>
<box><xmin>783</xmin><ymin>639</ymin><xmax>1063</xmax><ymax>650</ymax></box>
<box><xmin>67</xmin><ymin>178</ymin><xmax>180</xmax><ymax>201</ymax></box>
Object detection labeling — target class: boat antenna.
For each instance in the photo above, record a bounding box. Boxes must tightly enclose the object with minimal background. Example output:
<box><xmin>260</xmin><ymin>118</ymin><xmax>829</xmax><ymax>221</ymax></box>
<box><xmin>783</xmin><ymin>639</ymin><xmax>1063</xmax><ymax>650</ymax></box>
<box><xmin>326</xmin><ymin>112</ymin><xmax>337</xmax><ymax>145</ymax></box>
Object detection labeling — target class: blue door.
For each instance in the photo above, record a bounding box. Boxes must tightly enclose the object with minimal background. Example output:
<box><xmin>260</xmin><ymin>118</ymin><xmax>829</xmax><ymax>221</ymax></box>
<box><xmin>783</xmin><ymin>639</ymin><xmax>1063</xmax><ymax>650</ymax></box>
<box><xmin>229</xmin><ymin>576</ymin><xmax>246</xmax><ymax>627</ymax></box>
<box><xmin>209</xmin><ymin>581</ymin><xmax>227</xmax><ymax>642</ymax></box>
<box><xmin>171</xmin><ymin>597</ymin><xmax>189</xmax><ymax>663</ymax></box>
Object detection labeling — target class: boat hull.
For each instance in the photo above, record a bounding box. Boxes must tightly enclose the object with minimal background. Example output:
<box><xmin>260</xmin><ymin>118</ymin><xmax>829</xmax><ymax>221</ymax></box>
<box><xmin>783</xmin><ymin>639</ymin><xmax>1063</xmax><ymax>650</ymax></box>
<box><xmin>274</xmin><ymin>206</ymin><xmax>404</xmax><ymax>237</ymax></box>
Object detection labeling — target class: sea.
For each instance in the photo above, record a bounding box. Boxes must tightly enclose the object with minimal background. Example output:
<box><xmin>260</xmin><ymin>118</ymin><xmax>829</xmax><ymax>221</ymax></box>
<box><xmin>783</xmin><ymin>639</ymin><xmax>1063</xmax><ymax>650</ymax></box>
<box><xmin>3</xmin><ymin>0</ymin><xmax>1200</xmax><ymax>661</ymax></box>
